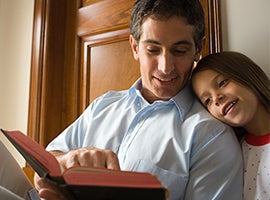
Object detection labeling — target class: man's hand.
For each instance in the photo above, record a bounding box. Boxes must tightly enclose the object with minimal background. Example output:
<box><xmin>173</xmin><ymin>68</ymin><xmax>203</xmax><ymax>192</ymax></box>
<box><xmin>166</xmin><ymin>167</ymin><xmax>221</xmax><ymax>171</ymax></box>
<box><xmin>34</xmin><ymin>147</ymin><xmax>120</xmax><ymax>199</ymax></box>
<box><xmin>34</xmin><ymin>175</ymin><xmax>67</xmax><ymax>200</ymax></box>
<box><xmin>53</xmin><ymin>147</ymin><xmax>120</xmax><ymax>170</ymax></box>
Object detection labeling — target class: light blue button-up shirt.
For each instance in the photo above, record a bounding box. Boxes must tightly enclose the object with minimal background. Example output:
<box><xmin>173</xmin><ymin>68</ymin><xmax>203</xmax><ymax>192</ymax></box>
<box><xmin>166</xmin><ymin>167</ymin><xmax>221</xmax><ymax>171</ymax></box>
<box><xmin>47</xmin><ymin>79</ymin><xmax>243</xmax><ymax>200</ymax></box>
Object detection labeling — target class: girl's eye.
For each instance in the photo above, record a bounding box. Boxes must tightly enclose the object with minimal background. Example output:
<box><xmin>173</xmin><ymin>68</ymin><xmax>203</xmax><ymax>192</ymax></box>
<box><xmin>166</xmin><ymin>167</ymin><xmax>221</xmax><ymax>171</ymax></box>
<box><xmin>218</xmin><ymin>79</ymin><xmax>228</xmax><ymax>88</ymax></box>
<box><xmin>202</xmin><ymin>98</ymin><xmax>211</xmax><ymax>107</ymax></box>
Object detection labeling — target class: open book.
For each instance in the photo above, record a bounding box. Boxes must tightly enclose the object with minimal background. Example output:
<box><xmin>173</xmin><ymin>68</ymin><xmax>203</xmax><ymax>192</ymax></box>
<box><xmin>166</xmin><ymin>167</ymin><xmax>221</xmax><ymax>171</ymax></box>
<box><xmin>1</xmin><ymin>129</ymin><xmax>167</xmax><ymax>200</ymax></box>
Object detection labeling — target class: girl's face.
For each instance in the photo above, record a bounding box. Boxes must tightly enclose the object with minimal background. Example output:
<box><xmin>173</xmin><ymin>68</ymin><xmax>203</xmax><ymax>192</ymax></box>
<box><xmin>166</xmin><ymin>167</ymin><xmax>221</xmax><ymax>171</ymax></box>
<box><xmin>192</xmin><ymin>69</ymin><xmax>260</xmax><ymax>127</ymax></box>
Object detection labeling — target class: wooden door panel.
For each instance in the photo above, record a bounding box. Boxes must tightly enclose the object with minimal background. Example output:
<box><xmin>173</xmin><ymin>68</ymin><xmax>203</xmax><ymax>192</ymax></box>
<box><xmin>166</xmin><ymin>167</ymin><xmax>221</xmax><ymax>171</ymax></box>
<box><xmin>78</xmin><ymin>0</ymin><xmax>136</xmax><ymax>36</ymax></box>
<box><xmin>78</xmin><ymin>0</ymin><xmax>138</xmax><ymax>111</ymax></box>
<box><xmin>90</xmin><ymin>40</ymin><xmax>140</xmax><ymax>101</ymax></box>
<box><xmin>79</xmin><ymin>33</ymin><xmax>140</xmax><ymax>111</ymax></box>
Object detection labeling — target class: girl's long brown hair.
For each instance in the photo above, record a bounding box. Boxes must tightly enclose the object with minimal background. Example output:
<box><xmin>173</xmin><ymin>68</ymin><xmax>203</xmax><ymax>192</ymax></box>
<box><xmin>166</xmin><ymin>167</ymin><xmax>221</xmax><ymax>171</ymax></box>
<box><xmin>192</xmin><ymin>51</ymin><xmax>270</xmax><ymax>140</ymax></box>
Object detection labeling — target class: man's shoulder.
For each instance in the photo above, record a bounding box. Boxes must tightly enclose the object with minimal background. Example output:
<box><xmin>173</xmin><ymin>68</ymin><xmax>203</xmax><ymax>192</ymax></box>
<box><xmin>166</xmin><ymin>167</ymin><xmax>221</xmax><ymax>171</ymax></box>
<box><xmin>96</xmin><ymin>89</ymin><xmax>130</xmax><ymax>101</ymax></box>
<box><xmin>189</xmin><ymin>99</ymin><xmax>232</xmax><ymax>131</ymax></box>
<box><xmin>191</xmin><ymin>99</ymin><xmax>216</xmax><ymax>118</ymax></box>
<box><xmin>188</xmin><ymin>100</ymin><xmax>237</xmax><ymax>151</ymax></box>
<box><xmin>89</xmin><ymin>89</ymin><xmax>132</xmax><ymax>110</ymax></box>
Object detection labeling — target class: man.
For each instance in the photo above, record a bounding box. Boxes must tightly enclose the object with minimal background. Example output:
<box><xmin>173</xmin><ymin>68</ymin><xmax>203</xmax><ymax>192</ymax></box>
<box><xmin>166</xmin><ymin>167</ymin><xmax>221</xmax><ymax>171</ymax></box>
<box><xmin>35</xmin><ymin>0</ymin><xmax>243</xmax><ymax>199</ymax></box>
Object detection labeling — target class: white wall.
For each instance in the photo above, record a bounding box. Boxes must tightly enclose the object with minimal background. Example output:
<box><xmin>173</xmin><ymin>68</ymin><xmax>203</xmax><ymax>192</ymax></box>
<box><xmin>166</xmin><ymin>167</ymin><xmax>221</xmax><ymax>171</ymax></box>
<box><xmin>221</xmin><ymin>0</ymin><xmax>270</xmax><ymax>77</ymax></box>
<box><xmin>0</xmin><ymin>0</ymin><xmax>34</xmax><ymax>167</ymax></box>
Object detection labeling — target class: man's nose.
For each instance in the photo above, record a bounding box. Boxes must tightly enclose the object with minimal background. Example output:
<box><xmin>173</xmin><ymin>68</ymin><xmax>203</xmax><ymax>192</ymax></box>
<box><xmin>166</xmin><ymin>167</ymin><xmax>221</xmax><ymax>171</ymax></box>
<box><xmin>158</xmin><ymin>53</ymin><xmax>174</xmax><ymax>74</ymax></box>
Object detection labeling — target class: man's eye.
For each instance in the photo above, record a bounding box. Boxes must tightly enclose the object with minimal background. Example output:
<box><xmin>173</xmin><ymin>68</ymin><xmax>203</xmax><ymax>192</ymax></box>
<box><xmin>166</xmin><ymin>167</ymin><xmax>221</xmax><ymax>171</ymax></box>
<box><xmin>173</xmin><ymin>50</ymin><xmax>187</xmax><ymax>56</ymax></box>
<box><xmin>218</xmin><ymin>79</ymin><xmax>228</xmax><ymax>88</ymax></box>
<box><xmin>147</xmin><ymin>48</ymin><xmax>159</xmax><ymax>54</ymax></box>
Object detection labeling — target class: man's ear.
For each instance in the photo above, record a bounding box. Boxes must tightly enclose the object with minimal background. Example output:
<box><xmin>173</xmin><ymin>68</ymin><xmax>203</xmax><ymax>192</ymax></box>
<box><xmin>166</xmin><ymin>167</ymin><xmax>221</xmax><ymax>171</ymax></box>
<box><xmin>129</xmin><ymin>35</ymin><xmax>139</xmax><ymax>60</ymax></box>
<box><xmin>194</xmin><ymin>37</ymin><xmax>206</xmax><ymax>61</ymax></box>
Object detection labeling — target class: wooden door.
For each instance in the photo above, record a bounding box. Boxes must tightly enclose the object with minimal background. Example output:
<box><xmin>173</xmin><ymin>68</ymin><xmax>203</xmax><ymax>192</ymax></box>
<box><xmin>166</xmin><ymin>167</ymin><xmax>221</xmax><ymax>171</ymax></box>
<box><xmin>77</xmin><ymin>0</ymin><xmax>140</xmax><ymax>111</ymax></box>
<box><xmin>28</xmin><ymin>0</ymin><xmax>222</xmax><ymax>147</ymax></box>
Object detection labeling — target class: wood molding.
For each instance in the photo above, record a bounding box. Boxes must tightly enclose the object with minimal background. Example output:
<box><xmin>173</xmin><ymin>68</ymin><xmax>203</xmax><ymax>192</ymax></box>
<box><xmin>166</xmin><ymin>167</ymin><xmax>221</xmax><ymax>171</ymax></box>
<box><xmin>27</xmin><ymin>0</ymin><xmax>46</xmax><ymax>144</ymax></box>
<box><xmin>28</xmin><ymin>0</ymin><xmax>80</xmax><ymax>146</ymax></box>
<box><xmin>200</xmin><ymin>0</ymin><xmax>222</xmax><ymax>56</ymax></box>
<box><xmin>23</xmin><ymin>166</ymin><xmax>35</xmax><ymax>184</ymax></box>
<box><xmin>207</xmin><ymin>0</ymin><xmax>222</xmax><ymax>53</ymax></box>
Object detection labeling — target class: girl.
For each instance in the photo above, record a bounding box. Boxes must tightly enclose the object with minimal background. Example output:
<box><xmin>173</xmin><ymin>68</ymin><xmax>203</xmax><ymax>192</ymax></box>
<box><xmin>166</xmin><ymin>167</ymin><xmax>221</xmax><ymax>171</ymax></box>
<box><xmin>191</xmin><ymin>51</ymin><xmax>270</xmax><ymax>200</ymax></box>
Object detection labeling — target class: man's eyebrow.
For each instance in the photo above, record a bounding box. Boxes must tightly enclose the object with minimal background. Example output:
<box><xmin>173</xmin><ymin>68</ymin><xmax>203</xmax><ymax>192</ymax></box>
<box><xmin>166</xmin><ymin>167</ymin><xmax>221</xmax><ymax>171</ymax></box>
<box><xmin>173</xmin><ymin>40</ymin><xmax>193</xmax><ymax>46</ymax></box>
<box><xmin>142</xmin><ymin>39</ymin><xmax>160</xmax><ymax>45</ymax></box>
<box><xmin>142</xmin><ymin>39</ymin><xmax>193</xmax><ymax>46</ymax></box>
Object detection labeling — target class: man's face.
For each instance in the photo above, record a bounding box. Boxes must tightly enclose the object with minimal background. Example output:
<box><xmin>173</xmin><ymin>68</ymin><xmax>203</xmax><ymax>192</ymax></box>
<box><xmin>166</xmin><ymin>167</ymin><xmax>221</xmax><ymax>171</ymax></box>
<box><xmin>130</xmin><ymin>16</ymin><xmax>201</xmax><ymax>103</ymax></box>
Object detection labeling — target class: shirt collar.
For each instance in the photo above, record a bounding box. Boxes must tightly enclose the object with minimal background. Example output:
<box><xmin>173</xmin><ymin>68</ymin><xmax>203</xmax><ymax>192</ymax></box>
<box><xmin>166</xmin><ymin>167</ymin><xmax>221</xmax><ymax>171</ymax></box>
<box><xmin>129</xmin><ymin>79</ymin><xmax>195</xmax><ymax>121</ymax></box>
<box><xmin>129</xmin><ymin>78</ymin><xmax>142</xmax><ymax>97</ymax></box>
<box><xmin>171</xmin><ymin>83</ymin><xmax>195</xmax><ymax>121</ymax></box>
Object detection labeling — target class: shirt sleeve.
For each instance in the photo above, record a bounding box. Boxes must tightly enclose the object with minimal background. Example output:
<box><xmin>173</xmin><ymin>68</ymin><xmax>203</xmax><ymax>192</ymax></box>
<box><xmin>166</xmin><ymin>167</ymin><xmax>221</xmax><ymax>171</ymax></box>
<box><xmin>46</xmin><ymin>99</ymin><xmax>96</xmax><ymax>152</ymax></box>
<box><xmin>184</xmin><ymin>123</ymin><xmax>243</xmax><ymax>200</ymax></box>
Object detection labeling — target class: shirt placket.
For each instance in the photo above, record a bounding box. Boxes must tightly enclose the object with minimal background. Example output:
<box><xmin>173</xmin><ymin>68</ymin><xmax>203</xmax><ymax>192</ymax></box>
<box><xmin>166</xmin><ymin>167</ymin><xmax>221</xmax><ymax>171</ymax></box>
<box><xmin>118</xmin><ymin>103</ymin><xmax>153</xmax><ymax>169</ymax></box>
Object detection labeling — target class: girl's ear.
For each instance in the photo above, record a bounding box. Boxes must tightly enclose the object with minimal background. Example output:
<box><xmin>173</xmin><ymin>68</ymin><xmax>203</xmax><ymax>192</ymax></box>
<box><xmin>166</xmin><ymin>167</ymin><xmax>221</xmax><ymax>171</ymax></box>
<box><xmin>129</xmin><ymin>35</ymin><xmax>139</xmax><ymax>60</ymax></box>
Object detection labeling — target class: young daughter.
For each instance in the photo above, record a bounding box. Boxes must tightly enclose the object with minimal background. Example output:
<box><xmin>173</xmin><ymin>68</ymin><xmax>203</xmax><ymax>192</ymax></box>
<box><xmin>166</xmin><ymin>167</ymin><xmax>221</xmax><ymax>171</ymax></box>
<box><xmin>191</xmin><ymin>51</ymin><xmax>270</xmax><ymax>200</ymax></box>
